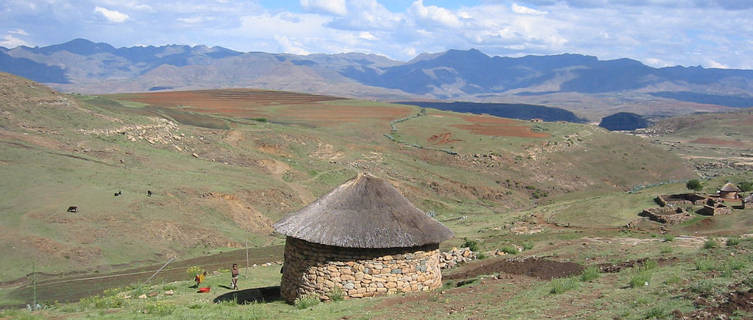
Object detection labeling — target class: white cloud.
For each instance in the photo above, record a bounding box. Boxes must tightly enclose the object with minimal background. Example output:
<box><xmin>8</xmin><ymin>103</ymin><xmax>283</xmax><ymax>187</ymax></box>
<box><xmin>511</xmin><ymin>3</ymin><xmax>547</xmax><ymax>15</ymax></box>
<box><xmin>177</xmin><ymin>16</ymin><xmax>206</xmax><ymax>24</ymax></box>
<box><xmin>275</xmin><ymin>35</ymin><xmax>309</xmax><ymax>55</ymax></box>
<box><xmin>94</xmin><ymin>6</ymin><xmax>129</xmax><ymax>23</ymax></box>
<box><xmin>9</xmin><ymin>28</ymin><xmax>29</xmax><ymax>36</ymax></box>
<box><xmin>0</xmin><ymin>34</ymin><xmax>30</xmax><ymax>47</ymax></box>
<box><xmin>706</xmin><ymin>59</ymin><xmax>729</xmax><ymax>69</ymax></box>
<box><xmin>408</xmin><ymin>0</ymin><xmax>463</xmax><ymax>28</ymax></box>
<box><xmin>359</xmin><ymin>31</ymin><xmax>377</xmax><ymax>40</ymax></box>
<box><xmin>300</xmin><ymin>0</ymin><xmax>347</xmax><ymax>16</ymax></box>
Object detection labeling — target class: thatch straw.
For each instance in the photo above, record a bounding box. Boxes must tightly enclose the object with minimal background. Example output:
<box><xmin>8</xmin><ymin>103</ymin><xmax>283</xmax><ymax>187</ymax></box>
<box><xmin>273</xmin><ymin>173</ymin><xmax>453</xmax><ymax>248</ymax></box>
<box><xmin>720</xmin><ymin>182</ymin><xmax>741</xmax><ymax>192</ymax></box>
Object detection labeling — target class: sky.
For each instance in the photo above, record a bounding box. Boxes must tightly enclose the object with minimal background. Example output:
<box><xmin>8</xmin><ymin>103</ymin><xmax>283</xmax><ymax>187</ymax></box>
<box><xmin>2</xmin><ymin>0</ymin><xmax>753</xmax><ymax>69</ymax></box>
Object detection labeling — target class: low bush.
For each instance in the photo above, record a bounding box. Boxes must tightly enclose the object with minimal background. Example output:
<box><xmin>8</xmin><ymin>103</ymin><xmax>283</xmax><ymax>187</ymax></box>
<box><xmin>629</xmin><ymin>271</ymin><xmax>652</xmax><ymax>288</ymax></box>
<box><xmin>326</xmin><ymin>286</ymin><xmax>344</xmax><ymax>302</ymax></box>
<box><xmin>663</xmin><ymin>234</ymin><xmax>675</xmax><ymax>242</ymax></box>
<box><xmin>704</xmin><ymin>240</ymin><xmax>718</xmax><ymax>249</ymax></box>
<box><xmin>726</xmin><ymin>237</ymin><xmax>741</xmax><ymax>247</ymax></box>
<box><xmin>499</xmin><ymin>245</ymin><xmax>519</xmax><ymax>255</ymax></box>
<box><xmin>695</xmin><ymin>259</ymin><xmax>716</xmax><ymax>271</ymax></box>
<box><xmin>581</xmin><ymin>266</ymin><xmax>600</xmax><ymax>282</ymax></box>
<box><xmin>690</xmin><ymin>279</ymin><xmax>725</xmax><ymax>297</ymax></box>
<box><xmin>294</xmin><ymin>295</ymin><xmax>320</xmax><ymax>309</ymax></box>
<box><xmin>461</xmin><ymin>238</ymin><xmax>480</xmax><ymax>252</ymax></box>
<box><xmin>550</xmin><ymin>277</ymin><xmax>579</xmax><ymax>294</ymax></box>
<box><xmin>522</xmin><ymin>242</ymin><xmax>534</xmax><ymax>251</ymax></box>
<box><xmin>644</xmin><ymin>305</ymin><xmax>670</xmax><ymax>319</ymax></box>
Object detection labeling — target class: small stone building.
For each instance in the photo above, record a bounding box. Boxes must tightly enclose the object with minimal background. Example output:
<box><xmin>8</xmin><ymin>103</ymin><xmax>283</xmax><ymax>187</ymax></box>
<box><xmin>743</xmin><ymin>194</ymin><xmax>752</xmax><ymax>209</ymax></box>
<box><xmin>273</xmin><ymin>174</ymin><xmax>454</xmax><ymax>302</ymax></box>
<box><xmin>719</xmin><ymin>182</ymin><xmax>741</xmax><ymax>199</ymax></box>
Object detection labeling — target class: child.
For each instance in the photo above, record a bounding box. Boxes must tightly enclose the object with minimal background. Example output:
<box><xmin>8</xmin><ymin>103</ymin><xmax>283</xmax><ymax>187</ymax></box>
<box><xmin>195</xmin><ymin>271</ymin><xmax>206</xmax><ymax>287</ymax></box>
<box><xmin>231</xmin><ymin>264</ymin><xmax>239</xmax><ymax>290</ymax></box>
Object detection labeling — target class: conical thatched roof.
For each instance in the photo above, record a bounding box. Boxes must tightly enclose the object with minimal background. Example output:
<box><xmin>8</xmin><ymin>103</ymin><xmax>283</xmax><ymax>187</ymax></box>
<box><xmin>720</xmin><ymin>182</ymin><xmax>741</xmax><ymax>192</ymax></box>
<box><xmin>273</xmin><ymin>174</ymin><xmax>454</xmax><ymax>248</ymax></box>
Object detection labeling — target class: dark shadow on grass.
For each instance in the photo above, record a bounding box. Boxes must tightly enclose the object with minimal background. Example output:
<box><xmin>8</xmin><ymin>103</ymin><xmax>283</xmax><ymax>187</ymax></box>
<box><xmin>213</xmin><ymin>286</ymin><xmax>281</xmax><ymax>304</ymax></box>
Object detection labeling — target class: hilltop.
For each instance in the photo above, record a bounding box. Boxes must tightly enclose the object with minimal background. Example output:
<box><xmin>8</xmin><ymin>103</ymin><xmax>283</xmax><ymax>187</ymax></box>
<box><xmin>4</xmin><ymin>39</ymin><xmax>753</xmax><ymax>120</ymax></box>
<box><xmin>0</xmin><ymin>72</ymin><xmax>693</xmax><ymax>286</ymax></box>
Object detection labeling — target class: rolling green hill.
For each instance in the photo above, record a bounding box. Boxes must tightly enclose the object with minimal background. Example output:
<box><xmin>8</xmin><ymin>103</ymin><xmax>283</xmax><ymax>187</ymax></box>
<box><xmin>0</xmin><ymin>72</ymin><xmax>694</xmax><ymax>284</ymax></box>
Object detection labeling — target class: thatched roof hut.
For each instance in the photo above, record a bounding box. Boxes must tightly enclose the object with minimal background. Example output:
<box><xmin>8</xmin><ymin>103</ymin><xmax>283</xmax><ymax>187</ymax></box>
<box><xmin>274</xmin><ymin>173</ymin><xmax>453</xmax><ymax>302</ymax></box>
<box><xmin>274</xmin><ymin>173</ymin><xmax>453</xmax><ymax>248</ymax></box>
<box><xmin>719</xmin><ymin>182</ymin><xmax>741</xmax><ymax>199</ymax></box>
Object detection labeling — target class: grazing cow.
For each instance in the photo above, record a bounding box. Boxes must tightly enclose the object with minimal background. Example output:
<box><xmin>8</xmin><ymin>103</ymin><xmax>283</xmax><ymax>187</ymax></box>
<box><xmin>147</xmin><ymin>190</ymin><xmax>152</xmax><ymax>197</ymax></box>
<box><xmin>67</xmin><ymin>206</ymin><xmax>78</xmax><ymax>213</ymax></box>
<box><xmin>114</xmin><ymin>190</ymin><xmax>122</xmax><ymax>197</ymax></box>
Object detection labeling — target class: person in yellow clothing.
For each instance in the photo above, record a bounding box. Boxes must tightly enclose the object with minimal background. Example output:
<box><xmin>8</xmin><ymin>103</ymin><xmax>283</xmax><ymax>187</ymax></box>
<box><xmin>194</xmin><ymin>271</ymin><xmax>207</xmax><ymax>287</ymax></box>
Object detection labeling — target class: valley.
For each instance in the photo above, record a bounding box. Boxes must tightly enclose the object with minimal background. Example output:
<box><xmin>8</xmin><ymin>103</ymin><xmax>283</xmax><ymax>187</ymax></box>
<box><xmin>0</xmin><ymin>72</ymin><xmax>751</xmax><ymax>319</ymax></box>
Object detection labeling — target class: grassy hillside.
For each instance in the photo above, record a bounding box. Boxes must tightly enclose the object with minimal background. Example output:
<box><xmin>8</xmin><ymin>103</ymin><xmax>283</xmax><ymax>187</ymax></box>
<box><xmin>0</xmin><ymin>72</ymin><xmax>693</xmax><ymax>289</ymax></box>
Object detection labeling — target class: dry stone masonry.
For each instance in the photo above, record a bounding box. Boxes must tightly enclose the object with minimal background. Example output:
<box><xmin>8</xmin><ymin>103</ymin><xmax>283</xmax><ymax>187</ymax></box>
<box><xmin>280</xmin><ymin>237</ymin><xmax>441</xmax><ymax>302</ymax></box>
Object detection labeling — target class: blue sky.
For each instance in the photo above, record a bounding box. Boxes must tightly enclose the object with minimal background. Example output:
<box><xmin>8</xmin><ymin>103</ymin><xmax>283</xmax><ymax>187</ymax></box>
<box><xmin>2</xmin><ymin>0</ymin><xmax>752</xmax><ymax>68</ymax></box>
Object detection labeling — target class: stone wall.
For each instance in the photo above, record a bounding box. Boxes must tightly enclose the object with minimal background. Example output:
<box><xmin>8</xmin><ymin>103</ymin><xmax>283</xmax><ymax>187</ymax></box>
<box><xmin>656</xmin><ymin>194</ymin><xmax>706</xmax><ymax>207</ymax></box>
<box><xmin>280</xmin><ymin>237</ymin><xmax>442</xmax><ymax>302</ymax></box>
<box><xmin>640</xmin><ymin>207</ymin><xmax>692</xmax><ymax>224</ymax></box>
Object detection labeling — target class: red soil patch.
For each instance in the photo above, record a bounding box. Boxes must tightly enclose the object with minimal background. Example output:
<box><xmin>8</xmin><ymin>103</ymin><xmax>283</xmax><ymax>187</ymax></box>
<box><xmin>116</xmin><ymin>89</ymin><xmax>342</xmax><ymax>118</ymax></box>
<box><xmin>277</xmin><ymin>104</ymin><xmax>412</xmax><ymax>126</ymax></box>
<box><xmin>445</xmin><ymin>257</ymin><xmax>583</xmax><ymax>280</ymax></box>
<box><xmin>451</xmin><ymin>114</ymin><xmax>549</xmax><ymax>138</ymax></box>
<box><xmin>117</xmin><ymin>90</ymin><xmax>410</xmax><ymax>126</ymax></box>
<box><xmin>427</xmin><ymin>132</ymin><xmax>462</xmax><ymax>144</ymax></box>
<box><xmin>689</xmin><ymin>137</ymin><xmax>745</xmax><ymax>147</ymax></box>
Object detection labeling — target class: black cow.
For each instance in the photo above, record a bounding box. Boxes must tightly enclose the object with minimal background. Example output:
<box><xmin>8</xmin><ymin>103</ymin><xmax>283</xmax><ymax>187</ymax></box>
<box><xmin>67</xmin><ymin>206</ymin><xmax>78</xmax><ymax>213</ymax></box>
<box><xmin>114</xmin><ymin>190</ymin><xmax>122</xmax><ymax>197</ymax></box>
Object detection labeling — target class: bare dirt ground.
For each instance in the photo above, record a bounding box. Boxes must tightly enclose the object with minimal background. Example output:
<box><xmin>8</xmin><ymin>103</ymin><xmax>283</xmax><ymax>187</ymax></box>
<box><xmin>445</xmin><ymin>257</ymin><xmax>583</xmax><ymax>281</ymax></box>
<box><xmin>451</xmin><ymin>114</ymin><xmax>549</xmax><ymax>138</ymax></box>
<box><xmin>427</xmin><ymin>132</ymin><xmax>462</xmax><ymax>145</ymax></box>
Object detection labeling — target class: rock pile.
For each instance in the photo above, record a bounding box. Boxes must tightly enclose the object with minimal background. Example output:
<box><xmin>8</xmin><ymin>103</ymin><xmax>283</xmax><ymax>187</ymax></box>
<box><xmin>439</xmin><ymin>247</ymin><xmax>477</xmax><ymax>269</ymax></box>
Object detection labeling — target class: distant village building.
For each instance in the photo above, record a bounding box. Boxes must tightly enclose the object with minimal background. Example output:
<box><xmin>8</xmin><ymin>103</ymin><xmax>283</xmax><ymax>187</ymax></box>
<box><xmin>744</xmin><ymin>194</ymin><xmax>753</xmax><ymax>209</ymax></box>
<box><xmin>719</xmin><ymin>182</ymin><xmax>741</xmax><ymax>199</ymax></box>
<box><xmin>273</xmin><ymin>174</ymin><xmax>454</xmax><ymax>302</ymax></box>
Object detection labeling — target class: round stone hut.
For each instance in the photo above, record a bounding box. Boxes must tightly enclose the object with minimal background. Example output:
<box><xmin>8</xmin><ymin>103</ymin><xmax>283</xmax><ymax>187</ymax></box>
<box><xmin>719</xmin><ymin>182</ymin><xmax>741</xmax><ymax>199</ymax></box>
<box><xmin>273</xmin><ymin>173</ymin><xmax>453</xmax><ymax>302</ymax></box>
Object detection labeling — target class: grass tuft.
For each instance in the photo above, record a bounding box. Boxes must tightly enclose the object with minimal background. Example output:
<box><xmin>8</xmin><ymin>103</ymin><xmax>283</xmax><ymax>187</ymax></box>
<box><xmin>550</xmin><ymin>277</ymin><xmax>579</xmax><ymax>294</ymax></box>
<box><xmin>703</xmin><ymin>239</ymin><xmax>718</xmax><ymax>249</ymax></box>
<box><xmin>294</xmin><ymin>295</ymin><xmax>320</xmax><ymax>309</ymax></box>
<box><xmin>326</xmin><ymin>286</ymin><xmax>344</xmax><ymax>302</ymax></box>
<box><xmin>580</xmin><ymin>266</ymin><xmax>600</xmax><ymax>282</ymax></box>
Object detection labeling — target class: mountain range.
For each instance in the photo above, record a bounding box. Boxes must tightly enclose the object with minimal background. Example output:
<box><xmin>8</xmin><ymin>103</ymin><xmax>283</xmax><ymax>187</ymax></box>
<box><xmin>3</xmin><ymin>38</ymin><xmax>753</xmax><ymax>120</ymax></box>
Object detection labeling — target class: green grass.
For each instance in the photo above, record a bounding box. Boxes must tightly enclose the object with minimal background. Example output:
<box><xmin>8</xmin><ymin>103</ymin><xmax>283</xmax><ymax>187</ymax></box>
<box><xmin>580</xmin><ymin>266</ymin><xmax>600</xmax><ymax>282</ymax></box>
<box><xmin>550</xmin><ymin>277</ymin><xmax>579</xmax><ymax>294</ymax></box>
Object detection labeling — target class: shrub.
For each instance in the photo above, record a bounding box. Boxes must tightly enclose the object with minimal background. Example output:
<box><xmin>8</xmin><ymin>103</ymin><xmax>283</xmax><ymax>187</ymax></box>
<box><xmin>186</xmin><ymin>266</ymin><xmax>203</xmax><ymax>277</ymax></box>
<box><xmin>690</xmin><ymin>279</ymin><xmax>724</xmax><ymax>296</ymax></box>
<box><xmin>550</xmin><ymin>277</ymin><xmax>578</xmax><ymax>294</ymax></box>
<box><xmin>695</xmin><ymin>259</ymin><xmax>716</xmax><ymax>271</ymax></box>
<box><xmin>663</xmin><ymin>234</ymin><xmax>675</xmax><ymax>242</ymax></box>
<box><xmin>686</xmin><ymin>179</ymin><xmax>703</xmax><ymax>192</ymax></box>
<box><xmin>461</xmin><ymin>238</ymin><xmax>480</xmax><ymax>252</ymax></box>
<box><xmin>727</xmin><ymin>258</ymin><xmax>745</xmax><ymax>271</ymax></box>
<box><xmin>326</xmin><ymin>287</ymin><xmax>344</xmax><ymax>302</ymax></box>
<box><xmin>162</xmin><ymin>284</ymin><xmax>177</xmax><ymax>291</ymax></box>
<box><xmin>639</xmin><ymin>260</ymin><xmax>658</xmax><ymax>271</ymax></box>
<box><xmin>294</xmin><ymin>295</ymin><xmax>320</xmax><ymax>309</ymax></box>
<box><xmin>522</xmin><ymin>242</ymin><xmax>534</xmax><ymax>251</ymax></box>
<box><xmin>499</xmin><ymin>245</ymin><xmax>519</xmax><ymax>255</ymax></box>
<box><xmin>629</xmin><ymin>271</ymin><xmax>652</xmax><ymax>288</ymax></box>
<box><xmin>726</xmin><ymin>237</ymin><xmax>741</xmax><ymax>246</ymax></box>
<box><xmin>703</xmin><ymin>240</ymin><xmax>718</xmax><ymax>249</ymax></box>
<box><xmin>580</xmin><ymin>266</ymin><xmax>600</xmax><ymax>282</ymax></box>
<box><xmin>144</xmin><ymin>301</ymin><xmax>176</xmax><ymax>316</ymax></box>
<box><xmin>644</xmin><ymin>305</ymin><xmax>670</xmax><ymax>319</ymax></box>
<box><xmin>477</xmin><ymin>253</ymin><xmax>487</xmax><ymax>260</ymax></box>
<box><xmin>738</xmin><ymin>181</ymin><xmax>753</xmax><ymax>192</ymax></box>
